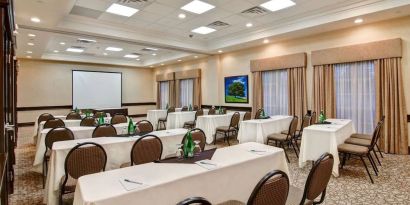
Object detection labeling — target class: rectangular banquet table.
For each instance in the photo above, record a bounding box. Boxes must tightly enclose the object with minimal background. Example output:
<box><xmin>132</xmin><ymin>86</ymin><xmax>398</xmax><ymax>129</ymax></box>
<box><xmin>238</xmin><ymin>115</ymin><xmax>293</xmax><ymax>144</ymax></box>
<box><xmin>146</xmin><ymin>108</ymin><xmax>182</xmax><ymax>129</ymax></box>
<box><xmin>45</xmin><ymin>128</ymin><xmax>188</xmax><ymax>205</ymax></box>
<box><xmin>72</xmin><ymin>142</ymin><xmax>289</xmax><ymax>205</ymax></box>
<box><xmin>33</xmin><ymin>115</ymin><xmax>66</xmax><ymax>144</ymax></box>
<box><xmin>166</xmin><ymin>111</ymin><xmax>196</xmax><ymax>129</ymax></box>
<box><xmin>299</xmin><ymin>119</ymin><xmax>355</xmax><ymax>177</ymax></box>
<box><xmin>196</xmin><ymin>112</ymin><xmax>246</xmax><ymax>144</ymax></box>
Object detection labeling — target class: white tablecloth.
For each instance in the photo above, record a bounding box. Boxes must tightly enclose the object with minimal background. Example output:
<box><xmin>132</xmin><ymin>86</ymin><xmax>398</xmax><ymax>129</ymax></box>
<box><xmin>196</xmin><ymin>112</ymin><xmax>246</xmax><ymax>144</ymax></box>
<box><xmin>33</xmin><ymin>115</ymin><xmax>66</xmax><ymax>144</ymax></box>
<box><xmin>45</xmin><ymin>128</ymin><xmax>188</xmax><ymax>205</ymax></box>
<box><xmin>73</xmin><ymin>142</ymin><xmax>289</xmax><ymax>205</ymax></box>
<box><xmin>238</xmin><ymin>115</ymin><xmax>293</xmax><ymax>144</ymax></box>
<box><xmin>33</xmin><ymin>123</ymin><xmax>129</xmax><ymax>173</ymax></box>
<box><xmin>299</xmin><ymin>119</ymin><xmax>355</xmax><ymax>177</ymax></box>
<box><xmin>166</xmin><ymin>112</ymin><xmax>196</xmax><ymax>129</ymax></box>
<box><xmin>147</xmin><ymin>108</ymin><xmax>208</xmax><ymax>129</ymax></box>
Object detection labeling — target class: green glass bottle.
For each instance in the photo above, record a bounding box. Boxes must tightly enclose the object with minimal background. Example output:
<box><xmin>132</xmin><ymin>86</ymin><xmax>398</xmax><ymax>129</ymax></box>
<box><xmin>98</xmin><ymin>116</ymin><xmax>104</xmax><ymax>125</ymax></box>
<box><xmin>183</xmin><ymin>132</ymin><xmax>194</xmax><ymax>158</ymax></box>
<box><xmin>85</xmin><ymin>110</ymin><xmax>90</xmax><ymax>117</ymax></box>
<box><xmin>218</xmin><ymin>106</ymin><xmax>222</xmax><ymax>114</ymax></box>
<box><xmin>165</xmin><ymin>103</ymin><xmax>169</xmax><ymax>110</ymax></box>
<box><xmin>189</xmin><ymin>104</ymin><xmax>192</xmax><ymax>111</ymax></box>
<box><xmin>128</xmin><ymin>118</ymin><xmax>135</xmax><ymax>135</ymax></box>
<box><xmin>319</xmin><ymin>110</ymin><xmax>325</xmax><ymax>124</ymax></box>
<box><xmin>74</xmin><ymin>107</ymin><xmax>79</xmax><ymax>114</ymax></box>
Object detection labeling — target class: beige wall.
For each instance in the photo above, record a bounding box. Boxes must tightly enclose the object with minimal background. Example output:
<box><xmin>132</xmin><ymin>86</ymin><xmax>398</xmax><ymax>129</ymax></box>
<box><xmin>17</xmin><ymin>59</ymin><xmax>156</xmax><ymax>123</ymax></box>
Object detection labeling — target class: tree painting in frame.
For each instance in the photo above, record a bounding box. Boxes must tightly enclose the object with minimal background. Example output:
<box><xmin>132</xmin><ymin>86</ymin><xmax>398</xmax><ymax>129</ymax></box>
<box><xmin>224</xmin><ymin>75</ymin><xmax>249</xmax><ymax>103</ymax></box>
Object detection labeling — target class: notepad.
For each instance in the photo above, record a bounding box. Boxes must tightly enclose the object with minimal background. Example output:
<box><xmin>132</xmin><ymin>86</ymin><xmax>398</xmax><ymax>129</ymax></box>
<box><xmin>195</xmin><ymin>159</ymin><xmax>219</xmax><ymax>170</ymax></box>
<box><xmin>119</xmin><ymin>177</ymin><xmax>148</xmax><ymax>191</ymax></box>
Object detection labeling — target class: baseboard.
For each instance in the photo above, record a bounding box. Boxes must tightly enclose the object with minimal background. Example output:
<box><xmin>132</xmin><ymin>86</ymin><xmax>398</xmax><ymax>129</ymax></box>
<box><xmin>17</xmin><ymin>102</ymin><xmax>156</xmax><ymax>112</ymax></box>
<box><xmin>201</xmin><ymin>105</ymin><xmax>252</xmax><ymax>112</ymax></box>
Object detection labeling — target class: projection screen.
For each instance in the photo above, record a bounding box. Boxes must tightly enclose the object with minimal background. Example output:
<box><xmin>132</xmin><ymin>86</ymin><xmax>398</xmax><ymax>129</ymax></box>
<box><xmin>72</xmin><ymin>70</ymin><xmax>122</xmax><ymax>109</ymax></box>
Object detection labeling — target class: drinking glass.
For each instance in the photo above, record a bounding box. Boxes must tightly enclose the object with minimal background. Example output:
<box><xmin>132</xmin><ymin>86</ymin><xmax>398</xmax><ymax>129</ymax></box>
<box><xmin>176</xmin><ymin>144</ymin><xmax>184</xmax><ymax>159</ymax></box>
<box><xmin>193</xmin><ymin>140</ymin><xmax>202</xmax><ymax>156</ymax></box>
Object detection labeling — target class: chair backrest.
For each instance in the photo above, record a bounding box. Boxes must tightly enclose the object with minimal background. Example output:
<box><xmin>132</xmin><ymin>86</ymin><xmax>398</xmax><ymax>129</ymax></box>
<box><xmin>130</xmin><ymin>134</ymin><xmax>163</xmax><ymax>165</ymax></box>
<box><xmin>287</xmin><ymin>116</ymin><xmax>299</xmax><ymax>137</ymax></box>
<box><xmin>195</xmin><ymin>109</ymin><xmax>204</xmax><ymax>120</ymax></box>
<box><xmin>44</xmin><ymin>118</ymin><xmax>65</xmax><ymax>129</ymax></box>
<box><xmin>255</xmin><ymin>109</ymin><xmax>264</xmax><ymax>119</ymax></box>
<box><xmin>165</xmin><ymin>107</ymin><xmax>176</xmax><ymax>120</ymax></box>
<box><xmin>310</xmin><ymin>111</ymin><xmax>317</xmax><ymax>124</ymax></box>
<box><xmin>94</xmin><ymin>111</ymin><xmax>107</xmax><ymax>118</ymax></box>
<box><xmin>45</xmin><ymin>127</ymin><xmax>74</xmax><ymax>150</ymax></box>
<box><xmin>208</xmin><ymin>108</ymin><xmax>216</xmax><ymax>115</ymax></box>
<box><xmin>301</xmin><ymin>153</ymin><xmax>334</xmax><ymax>204</ymax></box>
<box><xmin>111</xmin><ymin>114</ymin><xmax>127</xmax><ymax>124</ymax></box>
<box><xmin>193</xmin><ymin>105</ymin><xmax>199</xmax><ymax>111</ymax></box>
<box><xmin>247</xmin><ymin>170</ymin><xmax>289</xmax><ymax>205</ymax></box>
<box><xmin>181</xmin><ymin>106</ymin><xmax>188</xmax><ymax>111</ymax></box>
<box><xmin>80</xmin><ymin>117</ymin><xmax>97</xmax><ymax>127</ymax></box>
<box><xmin>369</xmin><ymin>119</ymin><xmax>384</xmax><ymax>150</ymax></box>
<box><xmin>243</xmin><ymin>112</ymin><xmax>252</xmax><ymax>121</ymax></box>
<box><xmin>92</xmin><ymin>124</ymin><xmax>117</xmax><ymax>138</ymax></box>
<box><xmin>181</xmin><ymin>128</ymin><xmax>206</xmax><ymax>151</ymax></box>
<box><xmin>177</xmin><ymin>197</ymin><xmax>211</xmax><ymax>205</ymax></box>
<box><xmin>38</xmin><ymin>113</ymin><xmax>54</xmax><ymax>124</ymax></box>
<box><xmin>64</xmin><ymin>142</ymin><xmax>107</xmax><ymax>180</ymax></box>
<box><xmin>135</xmin><ymin>120</ymin><xmax>154</xmax><ymax>135</ymax></box>
<box><xmin>66</xmin><ymin>112</ymin><xmax>82</xmax><ymax>120</ymax></box>
<box><xmin>300</xmin><ymin>114</ymin><xmax>312</xmax><ymax>132</ymax></box>
<box><xmin>229</xmin><ymin>112</ymin><xmax>241</xmax><ymax>128</ymax></box>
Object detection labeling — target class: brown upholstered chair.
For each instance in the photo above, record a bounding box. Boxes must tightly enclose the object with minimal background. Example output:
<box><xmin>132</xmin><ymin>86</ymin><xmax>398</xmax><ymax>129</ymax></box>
<box><xmin>338</xmin><ymin>121</ymin><xmax>383</xmax><ymax>183</ymax></box>
<box><xmin>296</xmin><ymin>114</ymin><xmax>312</xmax><ymax>141</ymax></box>
<box><xmin>286</xmin><ymin>153</ymin><xmax>334</xmax><ymax>205</ymax></box>
<box><xmin>310</xmin><ymin>111</ymin><xmax>317</xmax><ymax>125</ymax></box>
<box><xmin>183</xmin><ymin>109</ymin><xmax>204</xmax><ymax>129</ymax></box>
<box><xmin>181</xmin><ymin>128</ymin><xmax>206</xmax><ymax>152</ymax></box>
<box><xmin>38</xmin><ymin>113</ymin><xmax>54</xmax><ymax>124</ymax></box>
<box><xmin>44</xmin><ymin>118</ymin><xmax>65</xmax><ymax>129</ymax></box>
<box><xmin>59</xmin><ymin>142</ymin><xmax>106</xmax><ymax>205</ymax></box>
<box><xmin>42</xmin><ymin>127</ymin><xmax>74</xmax><ymax>188</ymax></box>
<box><xmin>157</xmin><ymin>107</ymin><xmax>175</xmax><ymax>130</ymax></box>
<box><xmin>243</xmin><ymin>111</ymin><xmax>252</xmax><ymax>121</ymax></box>
<box><xmin>177</xmin><ymin>197</ymin><xmax>211</xmax><ymax>205</ymax></box>
<box><xmin>92</xmin><ymin>124</ymin><xmax>117</xmax><ymax>138</ymax></box>
<box><xmin>219</xmin><ymin>170</ymin><xmax>289</xmax><ymax>205</ymax></box>
<box><xmin>215</xmin><ymin>112</ymin><xmax>240</xmax><ymax>146</ymax></box>
<box><xmin>66</xmin><ymin>112</ymin><xmax>82</xmax><ymax>120</ymax></box>
<box><xmin>94</xmin><ymin>111</ymin><xmax>107</xmax><ymax>118</ymax></box>
<box><xmin>254</xmin><ymin>109</ymin><xmax>264</xmax><ymax>119</ymax></box>
<box><xmin>193</xmin><ymin>105</ymin><xmax>199</xmax><ymax>111</ymax></box>
<box><xmin>80</xmin><ymin>117</ymin><xmax>97</xmax><ymax>127</ymax></box>
<box><xmin>135</xmin><ymin>120</ymin><xmax>154</xmax><ymax>135</ymax></box>
<box><xmin>208</xmin><ymin>108</ymin><xmax>216</xmax><ymax>115</ymax></box>
<box><xmin>110</xmin><ymin>114</ymin><xmax>127</xmax><ymax>124</ymax></box>
<box><xmin>130</xmin><ymin>135</ymin><xmax>163</xmax><ymax>166</ymax></box>
<box><xmin>266</xmin><ymin>116</ymin><xmax>299</xmax><ymax>163</ymax></box>
<box><xmin>181</xmin><ymin>106</ymin><xmax>188</xmax><ymax>111</ymax></box>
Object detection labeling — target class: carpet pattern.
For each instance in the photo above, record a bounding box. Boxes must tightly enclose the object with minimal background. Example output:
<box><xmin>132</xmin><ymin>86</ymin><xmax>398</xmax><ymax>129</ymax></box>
<box><xmin>9</xmin><ymin>127</ymin><xmax>410</xmax><ymax>205</ymax></box>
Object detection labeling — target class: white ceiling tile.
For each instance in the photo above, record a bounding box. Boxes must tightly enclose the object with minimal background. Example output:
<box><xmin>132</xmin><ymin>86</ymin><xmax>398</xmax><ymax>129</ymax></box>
<box><xmin>98</xmin><ymin>12</ymin><xmax>129</xmax><ymax>23</ymax></box>
<box><xmin>75</xmin><ymin>0</ymin><xmax>111</xmax><ymax>11</ymax></box>
<box><xmin>155</xmin><ymin>0</ymin><xmax>190</xmax><ymax>8</ymax></box>
<box><xmin>129</xmin><ymin>11</ymin><xmax>163</xmax><ymax>23</ymax></box>
<box><xmin>143</xmin><ymin>2</ymin><xmax>177</xmax><ymax>15</ymax></box>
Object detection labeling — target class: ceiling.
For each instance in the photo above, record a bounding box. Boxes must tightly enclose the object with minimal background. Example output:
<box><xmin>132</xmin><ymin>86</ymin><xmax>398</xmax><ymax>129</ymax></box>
<box><xmin>14</xmin><ymin>0</ymin><xmax>410</xmax><ymax>67</ymax></box>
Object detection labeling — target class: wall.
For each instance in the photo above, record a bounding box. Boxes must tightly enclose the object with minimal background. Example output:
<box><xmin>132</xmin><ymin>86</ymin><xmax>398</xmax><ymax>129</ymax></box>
<box><xmin>17</xmin><ymin>59</ymin><xmax>156</xmax><ymax>124</ymax></box>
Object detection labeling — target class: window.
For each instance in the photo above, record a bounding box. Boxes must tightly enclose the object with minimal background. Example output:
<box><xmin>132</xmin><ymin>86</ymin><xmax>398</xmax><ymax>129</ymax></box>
<box><xmin>159</xmin><ymin>81</ymin><xmax>169</xmax><ymax>109</ymax></box>
<box><xmin>334</xmin><ymin>61</ymin><xmax>376</xmax><ymax>134</ymax></box>
<box><xmin>262</xmin><ymin>70</ymin><xmax>288</xmax><ymax>116</ymax></box>
<box><xmin>179</xmin><ymin>79</ymin><xmax>194</xmax><ymax>107</ymax></box>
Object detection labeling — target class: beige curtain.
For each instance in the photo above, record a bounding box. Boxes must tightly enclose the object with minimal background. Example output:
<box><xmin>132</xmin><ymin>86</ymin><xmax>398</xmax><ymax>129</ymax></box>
<box><xmin>169</xmin><ymin>80</ymin><xmax>176</xmax><ymax>108</ymax></box>
<box><xmin>313</xmin><ymin>65</ymin><xmax>336</xmax><ymax>121</ymax></box>
<box><xmin>175</xmin><ymin>80</ymin><xmax>180</xmax><ymax>108</ymax></box>
<box><xmin>375</xmin><ymin>58</ymin><xmax>408</xmax><ymax>154</ymax></box>
<box><xmin>252</xmin><ymin>72</ymin><xmax>263</xmax><ymax>118</ymax></box>
<box><xmin>193</xmin><ymin>78</ymin><xmax>202</xmax><ymax>107</ymax></box>
<box><xmin>288</xmin><ymin>67</ymin><xmax>307</xmax><ymax>122</ymax></box>
<box><xmin>156</xmin><ymin>82</ymin><xmax>161</xmax><ymax>109</ymax></box>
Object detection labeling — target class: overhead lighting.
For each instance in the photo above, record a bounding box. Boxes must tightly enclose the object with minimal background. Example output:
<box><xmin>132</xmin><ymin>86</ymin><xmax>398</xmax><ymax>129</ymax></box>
<box><xmin>59</xmin><ymin>42</ymin><xmax>66</xmax><ymax>45</ymax></box>
<box><xmin>192</xmin><ymin>26</ymin><xmax>216</xmax><ymax>34</ymax></box>
<box><xmin>354</xmin><ymin>18</ymin><xmax>363</xmax><ymax>24</ymax></box>
<box><xmin>53</xmin><ymin>50</ymin><xmax>59</xmax><ymax>53</ymax></box>
<box><xmin>152</xmin><ymin>53</ymin><xmax>157</xmax><ymax>56</ymax></box>
<box><xmin>66</xmin><ymin>47</ymin><xmax>84</xmax><ymax>53</ymax></box>
<box><xmin>181</xmin><ymin>0</ymin><xmax>215</xmax><ymax>14</ymax></box>
<box><xmin>30</xmin><ymin>17</ymin><xmax>41</xmax><ymax>23</ymax></box>
<box><xmin>260</xmin><ymin>0</ymin><xmax>295</xmax><ymax>12</ymax></box>
<box><xmin>161</xmin><ymin>63</ymin><xmax>165</xmax><ymax>66</ymax></box>
<box><xmin>103</xmin><ymin>53</ymin><xmax>108</xmax><ymax>56</ymax></box>
<box><xmin>124</xmin><ymin>54</ymin><xmax>140</xmax><ymax>58</ymax></box>
<box><xmin>150</xmin><ymin>65</ymin><xmax>154</xmax><ymax>68</ymax></box>
<box><xmin>178</xmin><ymin>59</ymin><xmax>182</xmax><ymax>62</ymax></box>
<box><xmin>246</xmin><ymin>23</ymin><xmax>253</xmax><ymax>28</ymax></box>
<box><xmin>27</xmin><ymin>43</ymin><xmax>34</xmax><ymax>46</ymax></box>
<box><xmin>28</xmin><ymin>34</ymin><xmax>36</xmax><ymax>37</ymax></box>
<box><xmin>194</xmin><ymin>56</ymin><xmax>198</xmax><ymax>58</ymax></box>
<box><xmin>26</xmin><ymin>51</ymin><xmax>33</xmax><ymax>54</ymax></box>
<box><xmin>26</xmin><ymin>56</ymin><xmax>32</xmax><ymax>58</ymax></box>
<box><xmin>218</xmin><ymin>50</ymin><xmax>223</xmax><ymax>53</ymax></box>
<box><xmin>145</xmin><ymin>47</ymin><xmax>158</xmax><ymax>51</ymax></box>
<box><xmin>178</xmin><ymin>13</ymin><xmax>186</xmax><ymax>19</ymax></box>
<box><xmin>136</xmin><ymin>59</ymin><xmax>140</xmax><ymax>61</ymax></box>
<box><xmin>263</xmin><ymin>39</ymin><xmax>270</xmax><ymax>44</ymax></box>
<box><xmin>106</xmin><ymin>3</ymin><xmax>139</xmax><ymax>17</ymax></box>
<box><xmin>105</xmin><ymin>47</ymin><xmax>123</xmax><ymax>51</ymax></box>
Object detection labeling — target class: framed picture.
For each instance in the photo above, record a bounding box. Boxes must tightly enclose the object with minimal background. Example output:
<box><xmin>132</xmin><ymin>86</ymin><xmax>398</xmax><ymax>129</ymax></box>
<box><xmin>224</xmin><ymin>75</ymin><xmax>249</xmax><ymax>103</ymax></box>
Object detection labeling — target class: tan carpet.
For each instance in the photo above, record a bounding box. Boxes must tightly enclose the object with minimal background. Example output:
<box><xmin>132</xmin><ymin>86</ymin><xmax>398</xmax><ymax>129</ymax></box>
<box><xmin>10</xmin><ymin>126</ymin><xmax>410</xmax><ymax>205</ymax></box>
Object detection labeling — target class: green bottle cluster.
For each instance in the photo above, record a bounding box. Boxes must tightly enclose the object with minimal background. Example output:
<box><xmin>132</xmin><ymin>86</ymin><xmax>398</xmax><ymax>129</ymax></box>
<box><xmin>98</xmin><ymin>115</ymin><xmax>105</xmax><ymax>125</ymax></box>
<box><xmin>183</xmin><ymin>131</ymin><xmax>194</xmax><ymax>158</ymax></box>
<box><xmin>319</xmin><ymin>110</ymin><xmax>327</xmax><ymax>124</ymax></box>
<box><xmin>128</xmin><ymin>118</ymin><xmax>135</xmax><ymax>135</ymax></box>
<box><xmin>218</xmin><ymin>106</ymin><xmax>223</xmax><ymax>114</ymax></box>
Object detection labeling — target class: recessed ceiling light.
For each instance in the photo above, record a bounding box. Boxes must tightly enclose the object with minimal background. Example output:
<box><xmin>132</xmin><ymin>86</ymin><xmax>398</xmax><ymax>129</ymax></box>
<box><xmin>246</xmin><ymin>23</ymin><xmax>253</xmax><ymax>28</ymax></box>
<box><xmin>26</xmin><ymin>51</ymin><xmax>33</xmax><ymax>54</ymax></box>
<box><xmin>103</xmin><ymin>53</ymin><xmax>108</xmax><ymax>56</ymax></box>
<box><xmin>181</xmin><ymin>0</ymin><xmax>215</xmax><ymax>14</ymax></box>
<box><xmin>106</xmin><ymin>3</ymin><xmax>138</xmax><ymax>17</ymax></box>
<box><xmin>178</xmin><ymin>13</ymin><xmax>186</xmax><ymax>19</ymax></box>
<box><xmin>178</xmin><ymin>59</ymin><xmax>182</xmax><ymax>62</ymax></box>
<box><xmin>28</xmin><ymin>34</ymin><xmax>36</xmax><ymax>37</ymax></box>
<box><xmin>218</xmin><ymin>50</ymin><xmax>223</xmax><ymax>53</ymax></box>
<box><xmin>53</xmin><ymin>50</ymin><xmax>59</xmax><ymax>53</ymax></box>
<box><xmin>152</xmin><ymin>53</ymin><xmax>157</xmax><ymax>56</ymax></box>
<box><xmin>30</xmin><ymin>17</ymin><xmax>41</xmax><ymax>23</ymax></box>
<box><xmin>124</xmin><ymin>54</ymin><xmax>139</xmax><ymax>58</ymax></box>
<box><xmin>26</xmin><ymin>56</ymin><xmax>32</xmax><ymax>58</ymax></box>
<box><xmin>60</xmin><ymin>42</ymin><xmax>66</xmax><ymax>45</ymax></box>
<box><xmin>145</xmin><ymin>47</ymin><xmax>158</xmax><ymax>51</ymax></box>
<box><xmin>194</xmin><ymin>56</ymin><xmax>198</xmax><ymax>58</ymax></box>
<box><xmin>66</xmin><ymin>47</ymin><xmax>84</xmax><ymax>53</ymax></box>
<box><xmin>192</xmin><ymin>26</ymin><xmax>216</xmax><ymax>34</ymax></box>
<box><xmin>161</xmin><ymin>63</ymin><xmax>165</xmax><ymax>66</ymax></box>
<box><xmin>260</xmin><ymin>0</ymin><xmax>295</xmax><ymax>12</ymax></box>
<box><xmin>27</xmin><ymin>43</ymin><xmax>34</xmax><ymax>46</ymax></box>
<box><xmin>263</xmin><ymin>39</ymin><xmax>270</xmax><ymax>44</ymax></box>
<box><xmin>136</xmin><ymin>59</ymin><xmax>140</xmax><ymax>61</ymax></box>
<box><xmin>354</xmin><ymin>18</ymin><xmax>363</xmax><ymax>24</ymax></box>
<box><xmin>150</xmin><ymin>65</ymin><xmax>154</xmax><ymax>68</ymax></box>
<box><xmin>105</xmin><ymin>47</ymin><xmax>123</xmax><ymax>51</ymax></box>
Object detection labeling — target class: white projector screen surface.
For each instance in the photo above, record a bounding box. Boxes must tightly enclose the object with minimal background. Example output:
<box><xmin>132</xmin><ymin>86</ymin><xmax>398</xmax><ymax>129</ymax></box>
<box><xmin>73</xmin><ymin>70</ymin><xmax>122</xmax><ymax>109</ymax></box>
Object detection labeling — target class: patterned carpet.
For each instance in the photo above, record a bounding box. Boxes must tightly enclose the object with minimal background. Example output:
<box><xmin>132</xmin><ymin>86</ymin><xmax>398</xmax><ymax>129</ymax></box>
<box><xmin>9</xmin><ymin>127</ymin><xmax>410</xmax><ymax>205</ymax></box>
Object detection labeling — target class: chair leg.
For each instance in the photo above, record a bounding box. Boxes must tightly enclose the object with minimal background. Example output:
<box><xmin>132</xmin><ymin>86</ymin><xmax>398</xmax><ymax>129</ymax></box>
<box><xmin>367</xmin><ymin>154</ymin><xmax>378</xmax><ymax>176</ymax></box>
<box><xmin>42</xmin><ymin>161</ymin><xmax>46</xmax><ymax>188</ymax></box>
<box><xmin>360</xmin><ymin>156</ymin><xmax>374</xmax><ymax>184</ymax></box>
<box><xmin>225</xmin><ymin>132</ymin><xmax>230</xmax><ymax>146</ymax></box>
<box><xmin>289</xmin><ymin>140</ymin><xmax>299</xmax><ymax>158</ymax></box>
<box><xmin>341</xmin><ymin>153</ymin><xmax>347</xmax><ymax>169</ymax></box>
<box><xmin>281</xmin><ymin>142</ymin><xmax>290</xmax><ymax>163</ymax></box>
<box><xmin>375</xmin><ymin>144</ymin><xmax>384</xmax><ymax>159</ymax></box>
<box><xmin>372</xmin><ymin>149</ymin><xmax>381</xmax><ymax>166</ymax></box>
<box><xmin>214</xmin><ymin>132</ymin><xmax>217</xmax><ymax>145</ymax></box>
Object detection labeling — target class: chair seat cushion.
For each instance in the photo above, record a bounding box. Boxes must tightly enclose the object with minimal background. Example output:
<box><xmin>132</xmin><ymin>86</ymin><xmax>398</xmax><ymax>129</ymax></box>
<box><xmin>158</xmin><ymin>117</ymin><xmax>166</xmax><ymax>121</ymax></box>
<box><xmin>184</xmin><ymin>121</ymin><xmax>195</xmax><ymax>125</ymax></box>
<box><xmin>345</xmin><ymin>137</ymin><xmax>371</xmax><ymax>147</ymax></box>
<box><xmin>338</xmin><ymin>143</ymin><xmax>369</xmax><ymax>154</ymax></box>
<box><xmin>350</xmin><ymin>133</ymin><xmax>372</xmax><ymax>140</ymax></box>
<box><xmin>281</xmin><ymin>130</ymin><xmax>289</xmax><ymax>135</ymax></box>
<box><xmin>60</xmin><ymin>175</ymin><xmax>77</xmax><ymax>193</ymax></box>
<box><xmin>216</xmin><ymin>126</ymin><xmax>236</xmax><ymax>132</ymax></box>
<box><xmin>120</xmin><ymin>162</ymin><xmax>131</xmax><ymax>168</ymax></box>
<box><xmin>217</xmin><ymin>200</ymin><xmax>244</xmax><ymax>205</ymax></box>
<box><xmin>267</xmin><ymin>133</ymin><xmax>288</xmax><ymax>141</ymax></box>
<box><xmin>286</xmin><ymin>185</ymin><xmax>306</xmax><ymax>205</ymax></box>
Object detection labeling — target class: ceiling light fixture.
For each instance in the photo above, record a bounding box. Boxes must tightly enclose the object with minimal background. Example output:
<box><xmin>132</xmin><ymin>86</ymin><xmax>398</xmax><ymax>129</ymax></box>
<box><xmin>26</xmin><ymin>56</ymin><xmax>32</xmax><ymax>58</ymax></box>
<box><xmin>354</xmin><ymin>18</ymin><xmax>363</xmax><ymax>24</ymax></box>
<box><xmin>103</xmin><ymin>53</ymin><xmax>108</xmax><ymax>56</ymax></box>
<box><xmin>192</xmin><ymin>26</ymin><xmax>216</xmax><ymax>34</ymax></box>
<box><xmin>181</xmin><ymin>0</ymin><xmax>215</xmax><ymax>14</ymax></box>
<box><xmin>59</xmin><ymin>42</ymin><xmax>66</xmax><ymax>45</ymax></box>
<box><xmin>246</xmin><ymin>23</ymin><xmax>253</xmax><ymax>28</ymax></box>
<box><xmin>28</xmin><ymin>34</ymin><xmax>36</xmax><ymax>37</ymax></box>
<box><xmin>178</xmin><ymin>59</ymin><xmax>182</xmax><ymax>62</ymax></box>
<box><xmin>53</xmin><ymin>50</ymin><xmax>59</xmax><ymax>53</ymax></box>
<box><xmin>194</xmin><ymin>56</ymin><xmax>198</xmax><ymax>58</ymax></box>
<box><xmin>218</xmin><ymin>50</ymin><xmax>223</xmax><ymax>53</ymax></box>
<box><xmin>145</xmin><ymin>47</ymin><xmax>158</xmax><ymax>51</ymax></box>
<box><xmin>26</xmin><ymin>51</ymin><xmax>33</xmax><ymax>54</ymax></box>
<box><xmin>105</xmin><ymin>47</ymin><xmax>123</xmax><ymax>51</ymax></box>
<box><xmin>106</xmin><ymin>3</ymin><xmax>139</xmax><ymax>17</ymax></box>
<box><xmin>178</xmin><ymin>13</ymin><xmax>186</xmax><ymax>19</ymax></box>
<box><xmin>30</xmin><ymin>17</ymin><xmax>41</xmax><ymax>23</ymax></box>
<box><xmin>263</xmin><ymin>39</ymin><xmax>270</xmax><ymax>44</ymax></box>
<box><xmin>66</xmin><ymin>47</ymin><xmax>84</xmax><ymax>53</ymax></box>
<box><xmin>152</xmin><ymin>53</ymin><xmax>157</xmax><ymax>56</ymax></box>
<box><xmin>124</xmin><ymin>54</ymin><xmax>140</xmax><ymax>58</ymax></box>
<box><xmin>27</xmin><ymin>43</ymin><xmax>34</xmax><ymax>46</ymax></box>
<box><xmin>260</xmin><ymin>0</ymin><xmax>295</xmax><ymax>12</ymax></box>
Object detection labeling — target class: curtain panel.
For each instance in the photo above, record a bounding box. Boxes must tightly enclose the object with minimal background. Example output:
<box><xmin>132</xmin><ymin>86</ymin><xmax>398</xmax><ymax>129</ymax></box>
<box><xmin>156</xmin><ymin>73</ymin><xmax>175</xmax><ymax>109</ymax></box>
<box><xmin>288</xmin><ymin>67</ymin><xmax>308</xmax><ymax>122</ymax></box>
<box><xmin>252</xmin><ymin>72</ymin><xmax>263</xmax><ymax>118</ymax></box>
<box><xmin>312</xmin><ymin>65</ymin><xmax>336</xmax><ymax>120</ymax></box>
<box><xmin>174</xmin><ymin>69</ymin><xmax>202</xmax><ymax>108</ymax></box>
<box><xmin>156</xmin><ymin>82</ymin><xmax>161</xmax><ymax>109</ymax></box>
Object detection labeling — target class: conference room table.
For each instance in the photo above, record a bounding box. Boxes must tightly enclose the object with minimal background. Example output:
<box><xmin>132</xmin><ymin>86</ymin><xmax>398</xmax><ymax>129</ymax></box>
<box><xmin>72</xmin><ymin>142</ymin><xmax>289</xmax><ymax>205</ymax></box>
<box><xmin>32</xmin><ymin>122</ymin><xmax>129</xmax><ymax>173</ymax></box>
<box><xmin>299</xmin><ymin>119</ymin><xmax>355</xmax><ymax>177</ymax></box>
<box><xmin>147</xmin><ymin>108</ymin><xmax>209</xmax><ymax>129</ymax></box>
<box><xmin>196</xmin><ymin>111</ymin><xmax>246</xmax><ymax>144</ymax></box>
<box><xmin>45</xmin><ymin>128</ymin><xmax>188</xmax><ymax>205</ymax></box>
<box><xmin>237</xmin><ymin>115</ymin><xmax>293</xmax><ymax>144</ymax></box>
<box><xmin>32</xmin><ymin>115</ymin><xmax>66</xmax><ymax>144</ymax></box>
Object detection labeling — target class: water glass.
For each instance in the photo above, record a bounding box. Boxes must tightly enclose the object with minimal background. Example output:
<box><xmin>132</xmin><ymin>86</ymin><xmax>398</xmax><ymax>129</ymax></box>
<box><xmin>193</xmin><ymin>140</ymin><xmax>202</xmax><ymax>156</ymax></box>
<box><xmin>176</xmin><ymin>144</ymin><xmax>184</xmax><ymax>159</ymax></box>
